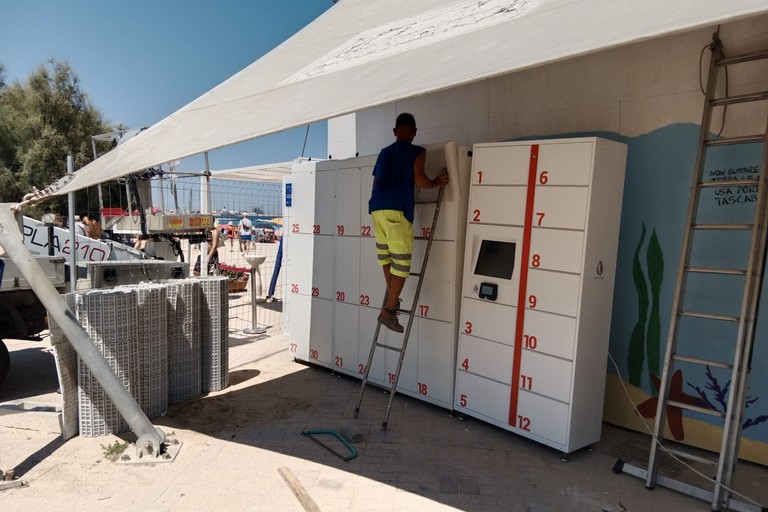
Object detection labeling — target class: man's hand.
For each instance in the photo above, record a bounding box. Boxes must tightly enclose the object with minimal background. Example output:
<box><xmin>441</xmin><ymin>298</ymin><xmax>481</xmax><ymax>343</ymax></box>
<box><xmin>432</xmin><ymin>168</ymin><xmax>449</xmax><ymax>188</ymax></box>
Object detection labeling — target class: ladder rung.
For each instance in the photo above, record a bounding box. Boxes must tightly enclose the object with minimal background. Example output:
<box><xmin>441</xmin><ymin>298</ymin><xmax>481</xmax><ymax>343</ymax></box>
<box><xmin>415</xmin><ymin>200</ymin><xmax>439</xmax><ymax>204</ymax></box>
<box><xmin>698</xmin><ymin>179</ymin><xmax>759</xmax><ymax>188</ymax></box>
<box><xmin>664</xmin><ymin>447</ymin><xmax>719</xmax><ymax>466</ymax></box>
<box><xmin>375</xmin><ymin>343</ymin><xmax>402</xmax><ymax>353</ymax></box>
<box><xmin>414</xmin><ymin>236</ymin><xmax>429</xmax><ymax>240</ymax></box>
<box><xmin>679</xmin><ymin>310</ymin><xmax>740</xmax><ymax>322</ymax></box>
<box><xmin>672</xmin><ymin>354</ymin><xmax>733</xmax><ymax>370</ymax></box>
<box><xmin>692</xmin><ymin>223</ymin><xmax>752</xmax><ymax>231</ymax></box>
<box><xmin>711</xmin><ymin>91</ymin><xmax>768</xmax><ymax>107</ymax></box>
<box><xmin>718</xmin><ymin>49</ymin><xmax>768</xmax><ymax>66</ymax></box>
<box><xmin>666</xmin><ymin>399</ymin><xmax>725</xmax><ymax>418</ymax></box>
<box><xmin>705</xmin><ymin>135</ymin><xmax>765</xmax><ymax>146</ymax></box>
<box><xmin>409</xmin><ymin>272</ymin><xmax>421</xmax><ymax>277</ymax></box>
<box><xmin>395</xmin><ymin>308</ymin><xmax>411</xmax><ymax>315</ymax></box>
<box><xmin>686</xmin><ymin>266</ymin><xmax>746</xmax><ymax>276</ymax></box>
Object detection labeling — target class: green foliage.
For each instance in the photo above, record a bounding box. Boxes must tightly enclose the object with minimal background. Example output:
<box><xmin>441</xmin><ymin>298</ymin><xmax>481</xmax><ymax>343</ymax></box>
<box><xmin>646</xmin><ymin>229</ymin><xmax>664</xmax><ymax>381</ymax></box>
<box><xmin>101</xmin><ymin>440</ymin><xmax>129</xmax><ymax>462</ymax></box>
<box><xmin>0</xmin><ymin>59</ymin><xmax>113</xmax><ymax>204</ymax></box>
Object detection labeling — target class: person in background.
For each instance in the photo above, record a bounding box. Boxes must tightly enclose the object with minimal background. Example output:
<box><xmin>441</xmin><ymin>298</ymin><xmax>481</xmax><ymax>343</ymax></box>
<box><xmin>266</xmin><ymin>236</ymin><xmax>283</xmax><ymax>303</ymax></box>
<box><xmin>368</xmin><ymin>113</ymin><xmax>448</xmax><ymax>332</ymax></box>
<box><xmin>41</xmin><ymin>207</ymin><xmax>56</xmax><ymax>224</ymax></box>
<box><xmin>74</xmin><ymin>215</ymin><xmax>87</xmax><ymax>236</ymax></box>
<box><xmin>227</xmin><ymin>221</ymin><xmax>235</xmax><ymax>251</ymax></box>
<box><xmin>194</xmin><ymin>226</ymin><xmax>221</xmax><ymax>276</ymax></box>
<box><xmin>87</xmin><ymin>215</ymin><xmax>102</xmax><ymax>240</ymax></box>
<box><xmin>238</xmin><ymin>212</ymin><xmax>253</xmax><ymax>253</ymax></box>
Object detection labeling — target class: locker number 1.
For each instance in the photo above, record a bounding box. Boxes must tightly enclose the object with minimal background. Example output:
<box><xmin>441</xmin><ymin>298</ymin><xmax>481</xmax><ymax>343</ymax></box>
<box><xmin>477</xmin><ymin>170</ymin><xmax>483</xmax><ymax>184</ymax></box>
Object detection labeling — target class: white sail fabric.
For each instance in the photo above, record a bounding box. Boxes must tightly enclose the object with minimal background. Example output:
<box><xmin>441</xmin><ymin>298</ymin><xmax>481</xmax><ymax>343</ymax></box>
<box><xmin>54</xmin><ymin>0</ymin><xmax>768</xmax><ymax>195</ymax></box>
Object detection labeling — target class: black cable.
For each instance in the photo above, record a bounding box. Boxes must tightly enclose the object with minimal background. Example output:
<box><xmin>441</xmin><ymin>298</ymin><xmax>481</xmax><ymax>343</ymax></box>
<box><xmin>300</xmin><ymin>124</ymin><xmax>310</xmax><ymax>157</ymax></box>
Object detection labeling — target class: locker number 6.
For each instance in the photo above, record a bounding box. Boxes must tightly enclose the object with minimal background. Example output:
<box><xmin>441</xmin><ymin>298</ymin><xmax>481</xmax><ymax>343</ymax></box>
<box><xmin>539</xmin><ymin>171</ymin><xmax>549</xmax><ymax>184</ymax></box>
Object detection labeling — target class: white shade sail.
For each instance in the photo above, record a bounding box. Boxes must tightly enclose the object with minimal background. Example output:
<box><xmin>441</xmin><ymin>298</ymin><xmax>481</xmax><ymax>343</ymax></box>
<box><xmin>53</xmin><ymin>0</ymin><xmax>768</xmax><ymax>196</ymax></box>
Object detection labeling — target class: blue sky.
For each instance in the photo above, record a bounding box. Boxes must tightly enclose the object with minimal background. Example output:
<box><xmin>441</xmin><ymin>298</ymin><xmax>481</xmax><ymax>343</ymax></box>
<box><xmin>0</xmin><ymin>0</ymin><xmax>334</xmax><ymax>171</ymax></box>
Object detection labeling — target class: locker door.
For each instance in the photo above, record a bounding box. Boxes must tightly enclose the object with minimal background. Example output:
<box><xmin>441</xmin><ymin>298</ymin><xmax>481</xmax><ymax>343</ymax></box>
<box><xmin>417</xmin><ymin>240</ymin><xmax>455</xmax><ymax>323</ymax></box>
<box><xmin>383</xmin><ymin>319</ymin><xmax>418</xmax><ymax>395</ymax></box>
<box><xmin>525</xmin><ymin>270</ymin><xmax>581</xmax><ymax>317</ymax></box>
<box><xmin>471</xmin><ymin>145</ymin><xmax>531</xmax><ymax>185</ymax></box>
<box><xmin>468</xmin><ymin>186</ymin><xmax>527</xmax><ymax>226</ymax></box>
<box><xmin>520</xmin><ymin>309</ymin><xmax>576</xmax><ymax>361</ymax></box>
<box><xmin>314</xmin><ymin>170</ymin><xmax>336</xmax><ymax>235</ymax></box>
<box><xmin>457</xmin><ymin>334</ymin><xmax>514</xmax><ymax>385</ymax></box>
<box><xmin>285</xmin><ymin>293</ymin><xmax>310</xmax><ymax>360</ymax></box>
<box><xmin>413</xmin><ymin>201</ymin><xmax>458</xmax><ymax>242</ymax></box>
<box><xmin>416</xmin><ymin>318</ymin><xmax>455</xmax><ymax>406</ymax></box>
<box><xmin>454</xmin><ymin>370</ymin><xmax>510</xmax><ymax>424</ymax></box>
<box><xmin>285</xmin><ymin>233</ymin><xmax>313</xmax><ymax>297</ymax></box>
<box><xmin>359</xmin><ymin>306</ymin><xmax>386</xmax><ymax>385</ymax></box>
<box><xmin>333</xmin><ymin>302</ymin><xmax>359</xmax><ymax>374</ymax></box>
<box><xmin>537</xmin><ymin>142</ymin><xmax>593</xmax><ymax>186</ymax></box>
<box><xmin>334</xmin><ymin>236</ymin><xmax>360</xmax><ymax>304</ymax></box>
<box><xmin>515</xmin><ymin>392</ymin><xmax>569</xmax><ymax>447</ymax></box>
<box><xmin>459</xmin><ymin>297</ymin><xmax>517</xmax><ymax>346</ymax></box>
<box><xmin>359</xmin><ymin>237</ymin><xmax>386</xmax><ymax>307</ymax></box>
<box><xmin>311</xmin><ymin>235</ymin><xmax>334</xmax><ymax>300</ymax></box>
<box><xmin>309</xmin><ymin>298</ymin><xmax>333</xmax><ymax>367</ymax></box>
<box><xmin>518</xmin><ymin>350</ymin><xmax>573</xmax><ymax>403</ymax></box>
<box><xmin>290</xmin><ymin>170</ymin><xmax>316</xmax><ymax>234</ymax></box>
<box><xmin>359</xmin><ymin>166</ymin><xmax>375</xmax><ymax>237</ymax></box>
<box><xmin>531</xmin><ymin>187</ymin><xmax>588</xmax><ymax>230</ymax></box>
<box><xmin>529</xmin><ymin>229</ymin><xmax>585</xmax><ymax>275</ymax></box>
<box><xmin>335</xmin><ymin>167</ymin><xmax>362</xmax><ymax>237</ymax></box>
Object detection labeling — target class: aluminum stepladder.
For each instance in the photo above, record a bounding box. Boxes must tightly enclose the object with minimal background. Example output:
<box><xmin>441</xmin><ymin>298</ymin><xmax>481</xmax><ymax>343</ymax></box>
<box><xmin>618</xmin><ymin>33</ymin><xmax>768</xmax><ymax>512</ymax></box>
<box><xmin>354</xmin><ymin>186</ymin><xmax>444</xmax><ymax>431</ymax></box>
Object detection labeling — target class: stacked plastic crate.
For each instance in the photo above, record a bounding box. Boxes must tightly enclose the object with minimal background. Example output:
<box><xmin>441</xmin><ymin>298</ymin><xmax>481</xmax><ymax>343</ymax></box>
<box><xmin>191</xmin><ymin>276</ymin><xmax>229</xmax><ymax>392</ymax></box>
<box><xmin>75</xmin><ymin>288</ymin><xmax>138</xmax><ymax>436</ymax></box>
<box><xmin>118</xmin><ymin>283</ymin><xmax>169</xmax><ymax>417</ymax></box>
<box><xmin>163</xmin><ymin>280</ymin><xmax>202</xmax><ymax>404</ymax></box>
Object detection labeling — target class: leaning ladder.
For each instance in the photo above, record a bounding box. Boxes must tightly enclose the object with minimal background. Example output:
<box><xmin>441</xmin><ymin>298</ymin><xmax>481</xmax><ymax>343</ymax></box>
<box><xmin>618</xmin><ymin>34</ymin><xmax>768</xmax><ymax>511</ymax></box>
<box><xmin>354</xmin><ymin>187</ymin><xmax>444</xmax><ymax>431</ymax></box>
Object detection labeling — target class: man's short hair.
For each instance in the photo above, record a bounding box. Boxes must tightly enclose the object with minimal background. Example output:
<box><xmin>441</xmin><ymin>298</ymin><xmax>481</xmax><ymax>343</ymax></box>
<box><xmin>395</xmin><ymin>113</ymin><xmax>416</xmax><ymax>129</ymax></box>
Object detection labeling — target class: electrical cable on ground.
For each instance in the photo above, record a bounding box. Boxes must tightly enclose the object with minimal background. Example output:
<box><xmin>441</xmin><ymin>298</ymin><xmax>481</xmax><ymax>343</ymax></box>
<box><xmin>607</xmin><ymin>352</ymin><xmax>761</xmax><ymax>507</ymax></box>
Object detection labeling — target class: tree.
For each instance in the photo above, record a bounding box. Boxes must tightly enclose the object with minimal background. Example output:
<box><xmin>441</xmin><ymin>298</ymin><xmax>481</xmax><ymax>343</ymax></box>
<box><xmin>0</xmin><ymin>59</ymin><xmax>113</xmax><ymax>207</ymax></box>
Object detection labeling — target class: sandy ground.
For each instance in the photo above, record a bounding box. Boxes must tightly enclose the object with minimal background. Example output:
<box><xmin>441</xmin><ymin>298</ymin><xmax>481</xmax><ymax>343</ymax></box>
<box><xmin>1</xmin><ymin>334</ymin><xmax>767</xmax><ymax>512</ymax></box>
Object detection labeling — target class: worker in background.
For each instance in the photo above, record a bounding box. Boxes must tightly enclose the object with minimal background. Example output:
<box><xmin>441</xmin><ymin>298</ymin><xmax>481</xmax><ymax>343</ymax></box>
<box><xmin>41</xmin><ymin>207</ymin><xmax>56</xmax><ymax>224</ymax></box>
<box><xmin>193</xmin><ymin>226</ymin><xmax>221</xmax><ymax>276</ymax></box>
<box><xmin>74</xmin><ymin>215</ymin><xmax>86</xmax><ymax>236</ymax></box>
<box><xmin>368</xmin><ymin>113</ymin><xmax>448</xmax><ymax>332</ymax></box>
<box><xmin>238</xmin><ymin>212</ymin><xmax>253</xmax><ymax>253</ymax></box>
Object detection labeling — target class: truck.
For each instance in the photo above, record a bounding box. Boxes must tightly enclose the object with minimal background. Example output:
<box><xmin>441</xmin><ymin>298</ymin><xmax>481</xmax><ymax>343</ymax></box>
<box><xmin>0</xmin><ymin>253</ymin><xmax>67</xmax><ymax>386</ymax></box>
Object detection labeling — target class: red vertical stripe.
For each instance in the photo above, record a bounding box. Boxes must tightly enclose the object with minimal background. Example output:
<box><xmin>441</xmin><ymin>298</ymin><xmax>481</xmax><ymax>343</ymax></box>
<box><xmin>509</xmin><ymin>144</ymin><xmax>539</xmax><ymax>426</ymax></box>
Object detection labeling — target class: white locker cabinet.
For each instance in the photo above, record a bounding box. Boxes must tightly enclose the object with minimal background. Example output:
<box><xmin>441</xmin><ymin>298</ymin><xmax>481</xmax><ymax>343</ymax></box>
<box><xmin>455</xmin><ymin>137</ymin><xmax>627</xmax><ymax>455</ymax></box>
<box><xmin>285</xmin><ymin>143</ymin><xmax>472</xmax><ymax>411</ymax></box>
<box><xmin>314</xmin><ymin>170</ymin><xmax>336</xmax><ymax>236</ymax></box>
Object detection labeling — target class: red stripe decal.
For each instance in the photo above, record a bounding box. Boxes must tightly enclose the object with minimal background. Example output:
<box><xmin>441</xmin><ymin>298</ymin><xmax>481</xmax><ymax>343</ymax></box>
<box><xmin>509</xmin><ymin>144</ymin><xmax>539</xmax><ymax>426</ymax></box>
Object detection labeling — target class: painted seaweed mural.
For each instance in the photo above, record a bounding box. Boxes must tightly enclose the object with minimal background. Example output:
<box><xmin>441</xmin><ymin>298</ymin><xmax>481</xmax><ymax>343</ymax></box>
<box><xmin>627</xmin><ymin>223</ymin><xmax>663</xmax><ymax>390</ymax></box>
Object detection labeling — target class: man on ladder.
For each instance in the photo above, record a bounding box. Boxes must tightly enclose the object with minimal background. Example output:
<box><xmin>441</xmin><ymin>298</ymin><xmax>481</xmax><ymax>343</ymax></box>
<box><xmin>368</xmin><ymin>113</ymin><xmax>448</xmax><ymax>332</ymax></box>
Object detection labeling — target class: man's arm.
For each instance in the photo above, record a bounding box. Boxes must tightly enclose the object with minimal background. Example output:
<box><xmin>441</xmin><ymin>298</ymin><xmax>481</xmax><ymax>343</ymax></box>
<box><xmin>413</xmin><ymin>151</ymin><xmax>449</xmax><ymax>189</ymax></box>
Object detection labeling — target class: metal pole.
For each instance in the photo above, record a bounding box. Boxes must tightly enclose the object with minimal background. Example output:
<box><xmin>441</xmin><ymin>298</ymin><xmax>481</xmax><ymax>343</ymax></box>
<box><xmin>243</xmin><ymin>266</ymin><xmax>266</xmax><ymax>335</ymax></box>
<box><xmin>91</xmin><ymin>139</ymin><xmax>104</xmax><ymax>214</ymax></box>
<box><xmin>200</xmin><ymin>153</ymin><xmax>210</xmax><ymax>274</ymax></box>
<box><xmin>0</xmin><ymin>204</ymin><xmax>164</xmax><ymax>453</ymax></box>
<box><xmin>67</xmin><ymin>156</ymin><xmax>77</xmax><ymax>293</ymax></box>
